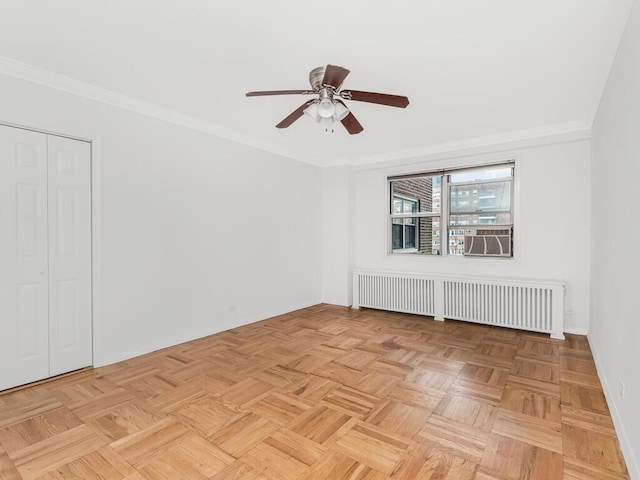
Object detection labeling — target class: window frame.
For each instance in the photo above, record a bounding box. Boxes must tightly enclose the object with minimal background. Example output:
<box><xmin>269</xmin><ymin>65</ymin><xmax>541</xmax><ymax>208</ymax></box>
<box><xmin>389</xmin><ymin>178</ymin><xmax>441</xmax><ymax>255</ymax></box>
<box><xmin>388</xmin><ymin>160</ymin><xmax>515</xmax><ymax>258</ymax></box>
<box><xmin>390</xmin><ymin>193</ymin><xmax>420</xmax><ymax>253</ymax></box>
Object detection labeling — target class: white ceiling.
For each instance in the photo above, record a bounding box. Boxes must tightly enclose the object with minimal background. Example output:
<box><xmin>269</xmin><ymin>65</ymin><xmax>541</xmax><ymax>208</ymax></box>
<box><xmin>0</xmin><ymin>0</ymin><xmax>633</xmax><ymax>166</ymax></box>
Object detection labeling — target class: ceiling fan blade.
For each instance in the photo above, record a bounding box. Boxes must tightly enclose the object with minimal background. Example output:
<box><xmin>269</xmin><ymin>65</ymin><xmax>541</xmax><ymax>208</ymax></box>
<box><xmin>322</xmin><ymin>65</ymin><xmax>350</xmax><ymax>89</ymax></box>
<box><xmin>341</xmin><ymin>89</ymin><xmax>410</xmax><ymax>108</ymax></box>
<box><xmin>246</xmin><ymin>90</ymin><xmax>312</xmax><ymax>97</ymax></box>
<box><xmin>276</xmin><ymin>100</ymin><xmax>315</xmax><ymax>128</ymax></box>
<box><xmin>341</xmin><ymin>112</ymin><xmax>364</xmax><ymax>135</ymax></box>
<box><xmin>335</xmin><ymin>100</ymin><xmax>363</xmax><ymax>135</ymax></box>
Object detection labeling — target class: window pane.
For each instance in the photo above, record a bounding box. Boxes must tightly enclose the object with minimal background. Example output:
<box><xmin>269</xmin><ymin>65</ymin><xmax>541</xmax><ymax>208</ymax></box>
<box><xmin>450</xmin><ymin>181</ymin><xmax>511</xmax><ymax>214</ymax></box>
<box><xmin>404</xmin><ymin>201</ymin><xmax>417</xmax><ymax>214</ymax></box>
<box><xmin>448</xmin><ymin>228</ymin><xmax>465</xmax><ymax>256</ymax></box>
<box><xmin>391</xmin><ymin>176</ymin><xmax>441</xmax><ymax>213</ymax></box>
<box><xmin>404</xmin><ymin>225</ymin><xmax>416</xmax><ymax>248</ymax></box>
<box><xmin>449</xmin><ymin>212</ymin><xmax>512</xmax><ymax>226</ymax></box>
<box><xmin>449</xmin><ymin>166</ymin><xmax>512</xmax><ymax>183</ymax></box>
<box><xmin>392</xmin><ymin>222</ymin><xmax>403</xmax><ymax>249</ymax></box>
<box><xmin>391</xmin><ymin>217</ymin><xmax>440</xmax><ymax>255</ymax></box>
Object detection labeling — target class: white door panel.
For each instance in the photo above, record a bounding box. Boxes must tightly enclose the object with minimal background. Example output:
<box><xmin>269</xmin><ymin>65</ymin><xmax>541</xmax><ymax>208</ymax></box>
<box><xmin>47</xmin><ymin>135</ymin><xmax>92</xmax><ymax>376</ymax></box>
<box><xmin>0</xmin><ymin>125</ymin><xmax>92</xmax><ymax>391</ymax></box>
<box><xmin>0</xmin><ymin>126</ymin><xmax>49</xmax><ymax>391</ymax></box>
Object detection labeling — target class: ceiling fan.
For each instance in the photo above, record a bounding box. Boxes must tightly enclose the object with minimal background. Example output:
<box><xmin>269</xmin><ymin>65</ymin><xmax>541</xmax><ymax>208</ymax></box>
<box><xmin>246</xmin><ymin>64</ymin><xmax>409</xmax><ymax>134</ymax></box>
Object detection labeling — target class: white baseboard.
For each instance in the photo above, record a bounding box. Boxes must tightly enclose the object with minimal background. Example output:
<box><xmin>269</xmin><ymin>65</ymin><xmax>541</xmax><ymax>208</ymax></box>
<box><xmin>588</xmin><ymin>333</ymin><xmax>640</xmax><ymax>480</ymax></box>
<box><xmin>98</xmin><ymin>300</ymin><xmax>319</xmax><ymax>368</ymax></box>
<box><xmin>564</xmin><ymin>327</ymin><xmax>589</xmax><ymax>335</ymax></box>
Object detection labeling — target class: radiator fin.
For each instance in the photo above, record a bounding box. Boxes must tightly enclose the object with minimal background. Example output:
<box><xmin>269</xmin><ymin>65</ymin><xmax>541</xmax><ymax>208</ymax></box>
<box><xmin>353</xmin><ymin>271</ymin><xmax>564</xmax><ymax>338</ymax></box>
<box><xmin>443</xmin><ymin>280</ymin><xmax>552</xmax><ymax>332</ymax></box>
<box><xmin>357</xmin><ymin>273</ymin><xmax>435</xmax><ymax>316</ymax></box>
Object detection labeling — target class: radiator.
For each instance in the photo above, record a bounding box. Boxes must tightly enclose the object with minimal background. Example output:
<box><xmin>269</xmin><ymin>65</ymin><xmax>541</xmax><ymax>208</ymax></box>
<box><xmin>352</xmin><ymin>271</ymin><xmax>565</xmax><ymax>339</ymax></box>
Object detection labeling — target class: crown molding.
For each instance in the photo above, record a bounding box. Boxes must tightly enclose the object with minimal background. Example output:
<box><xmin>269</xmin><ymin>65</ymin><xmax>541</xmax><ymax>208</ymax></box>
<box><xmin>0</xmin><ymin>56</ymin><xmax>310</xmax><ymax>164</ymax></box>
<box><xmin>333</xmin><ymin>121</ymin><xmax>592</xmax><ymax>170</ymax></box>
<box><xmin>0</xmin><ymin>56</ymin><xmax>592</xmax><ymax>170</ymax></box>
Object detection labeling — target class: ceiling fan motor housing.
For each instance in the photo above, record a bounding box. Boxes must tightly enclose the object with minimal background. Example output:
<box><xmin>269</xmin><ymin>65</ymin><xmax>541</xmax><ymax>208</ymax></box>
<box><xmin>309</xmin><ymin>66</ymin><xmax>327</xmax><ymax>91</ymax></box>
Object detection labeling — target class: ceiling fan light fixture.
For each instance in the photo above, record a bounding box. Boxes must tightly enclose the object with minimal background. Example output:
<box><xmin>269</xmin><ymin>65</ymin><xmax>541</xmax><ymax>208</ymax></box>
<box><xmin>333</xmin><ymin>101</ymin><xmax>349</xmax><ymax>121</ymax></box>
<box><xmin>303</xmin><ymin>102</ymin><xmax>320</xmax><ymax>121</ymax></box>
<box><xmin>317</xmin><ymin>98</ymin><xmax>336</xmax><ymax>118</ymax></box>
<box><xmin>305</xmin><ymin>101</ymin><xmax>341</xmax><ymax>125</ymax></box>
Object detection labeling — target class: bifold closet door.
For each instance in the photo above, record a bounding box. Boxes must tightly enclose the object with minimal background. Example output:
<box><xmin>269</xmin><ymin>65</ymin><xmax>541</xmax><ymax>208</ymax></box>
<box><xmin>47</xmin><ymin>135</ymin><xmax>92</xmax><ymax>377</ymax></box>
<box><xmin>0</xmin><ymin>125</ymin><xmax>91</xmax><ymax>391</ymax></box>
<box><xmin>0</xmin><ymin>126</ymin><xmax>50</xmax><ymax>391</ymax></box>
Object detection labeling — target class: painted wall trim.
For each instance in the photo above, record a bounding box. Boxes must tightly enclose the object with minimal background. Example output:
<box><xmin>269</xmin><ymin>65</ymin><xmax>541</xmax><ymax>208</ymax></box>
<box><xmin>345</xmin><ymin>124</ymin><xmax>591</xmax><ymax>171</ymax></box>
<box><xmin>563</xmin><ymin>327</ymin><xmax>589</xmax><ymax>336</ymax></box>
<box><xmin>588</xmin><ymin>332</ymin><xmax>640</xmax><ymax>480</ymax></box>
<box><xmin>0</xmin><ymin>119</ymin><xmax>92</xmax><ymax>143</ymax></box>
<box><xmin>1</xmin><ymin>55</ymin><xmax>593</xmax><ymax>169</ymax></box>
<box><xmin>90</xmin><ymin>137</ymin><xmax>105</xmax><ymax>368</ymax></box>
<box><xmin>99</xmin><ymin>300</ymin><xmax>319</xmax><ymax>367</ymax></box>
<box><xmin>0</xmin><ymin>56</ymin><xmax>304</xmax><ymax>164</ymax></box>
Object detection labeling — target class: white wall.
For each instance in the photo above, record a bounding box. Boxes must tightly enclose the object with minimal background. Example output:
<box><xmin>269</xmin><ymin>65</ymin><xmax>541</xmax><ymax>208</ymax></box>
<box><xmin>0</xmin><ymin>74</ymin><xmax>323</xmax><ymax>367</ymax></box>
<box><xmin>322</xmin><ymin>165</ymin><xmax>354</xmax><ymax>306</ymax></box>
<box><xmin>350</xmin><ymin>140</ymin><xmax>592</xmax><ymax>334</ymax></box>
<box><xmin>591</xmin><ymin>0</ymin><xmax>640</xmax><ymax>476</ymax></box>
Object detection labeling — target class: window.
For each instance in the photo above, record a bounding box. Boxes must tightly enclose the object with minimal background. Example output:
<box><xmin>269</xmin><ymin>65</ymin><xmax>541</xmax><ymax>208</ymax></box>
<box><xmin>391</xmin><ymin>195</ymin><xmax>419</xmax><ymax>251</ymax></box>
<box><xmin>389</xmin><ymin>162</ymin><xmax>514</xmax><ymax>256</ymax></box>
<box><xmin>389</xmin><ymin>176</ymin><xmax>441</xmax><ymax>254</ymax></box>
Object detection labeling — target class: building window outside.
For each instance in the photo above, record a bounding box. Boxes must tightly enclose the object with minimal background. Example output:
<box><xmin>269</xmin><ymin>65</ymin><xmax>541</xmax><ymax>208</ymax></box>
<box><xmin>389</xmin><ymin>176</ymin><xmax>441</xmax><ymax>255</ymax></box>
<box><xmin>389</xmin><ymin>163</ymin><xmax>514</xmax><ymax>256</ymax></box>
<box><xmin>392</xmin><ymin>195</ymin><xmax>419</xmax><ymax>251</ymax></box>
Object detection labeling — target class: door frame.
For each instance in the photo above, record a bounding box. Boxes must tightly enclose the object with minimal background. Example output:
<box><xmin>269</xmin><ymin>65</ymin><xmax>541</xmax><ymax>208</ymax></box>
<box><xmin>0</xmin><ymin>121</ymin><xmax>104</xmax><ymax>369</ymax></box>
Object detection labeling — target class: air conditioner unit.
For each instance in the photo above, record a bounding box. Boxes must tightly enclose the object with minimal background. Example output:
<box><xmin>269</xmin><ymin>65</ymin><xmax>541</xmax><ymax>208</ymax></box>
<box><xmin>463</xmin><ymin>227</ymin><xmax>512</xmax><ymax>257</ymax></box>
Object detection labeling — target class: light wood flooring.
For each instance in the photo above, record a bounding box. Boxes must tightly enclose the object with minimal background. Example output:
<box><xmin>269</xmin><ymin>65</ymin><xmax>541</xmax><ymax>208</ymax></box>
<box><xmin>0</xmin><ymin>304</ymin><xmax>629</xmax><ymax>479</ymax></box>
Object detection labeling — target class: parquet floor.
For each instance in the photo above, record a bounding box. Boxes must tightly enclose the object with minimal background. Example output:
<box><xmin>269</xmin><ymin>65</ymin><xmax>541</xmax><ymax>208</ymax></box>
<box><xmin>0</xmin><ymin>304</ymin><xmax>629</xmax><ymax>480</ymax></box>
